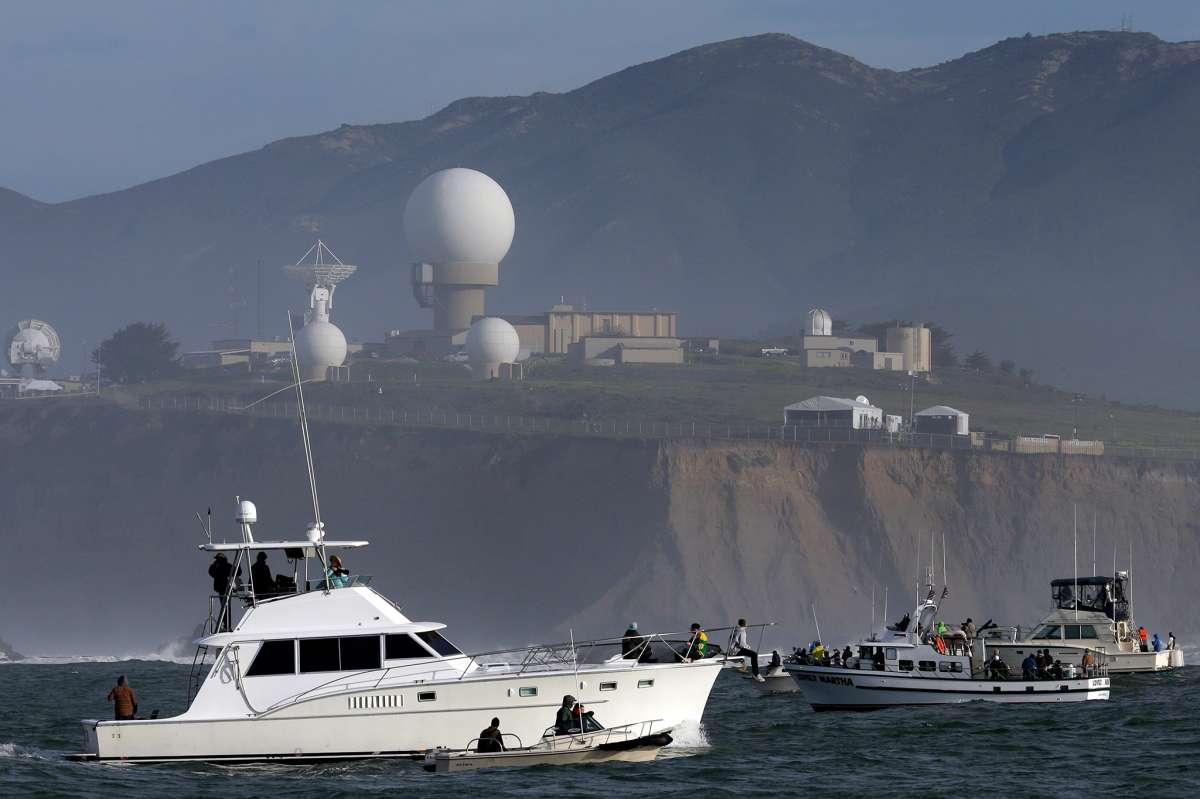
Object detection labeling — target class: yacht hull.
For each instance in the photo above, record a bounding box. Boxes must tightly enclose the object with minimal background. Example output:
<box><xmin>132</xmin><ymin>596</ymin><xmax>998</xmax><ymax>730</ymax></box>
<box><xmin>80</xmin><ymin>660</ymin><xmax>719</xmax><ymax>763</ymax></box>
<box><xmin>786</xmin><ymin>665</ymin><xmax>1110</xmax><ymax>710</ymax></box>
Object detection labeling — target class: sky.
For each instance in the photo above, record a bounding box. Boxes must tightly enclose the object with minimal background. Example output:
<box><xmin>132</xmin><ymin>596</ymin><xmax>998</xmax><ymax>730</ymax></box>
<box><xmin>3</xmin><ymin>0</ymin><xmax>1200</xmax><ymax>202</ymax></box>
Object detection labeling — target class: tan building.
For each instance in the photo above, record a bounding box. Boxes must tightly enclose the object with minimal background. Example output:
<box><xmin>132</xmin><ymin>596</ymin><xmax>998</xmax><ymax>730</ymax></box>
<box><xmin>570</xmin><ymin>336</ymin><xmax>683</xmax><ymax>365</ymax></box>
<box><xmin>852</xmin><ymin>350</ymin><xmax>905</xmax><ymax>371</ymax></box>
<box><xmin>802</xmin><ymin>334</ymin><xmax>877</xmax><ymax>353</ymax></box>
<box><xmin>499</xmin><ymin>305</ymin><xmax>677</xmax><ymax>355</ymax></box>
<box><xmin>804</xmin><ymin>348</ymin><xmax>853</xmax><ymax>368</ymax></box>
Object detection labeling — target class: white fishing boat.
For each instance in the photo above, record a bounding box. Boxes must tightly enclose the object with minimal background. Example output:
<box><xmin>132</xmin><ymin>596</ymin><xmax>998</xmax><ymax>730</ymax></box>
<box><xmin>724</xmin><ymin>649</ymin><xmax>798</xmax><ymax>693</ymax></box>
<box><xmin>785</xmin><ymin>583</ymin><xmax>1110</xmax><ymax>710</ymax></box>
<box><xmin>70</xmin><ymin>329</ymin><xmax>721</xmax><ymax>763</ymax></box>
<box><xmin>422</xmin><ymin>719</ymin><xmax>672</xmax><ymax>772</ymax></box>
<box><xmin>982</xmin><ymin>573</ymin><xmax>1183</xmax><ymax>675</ymax></box>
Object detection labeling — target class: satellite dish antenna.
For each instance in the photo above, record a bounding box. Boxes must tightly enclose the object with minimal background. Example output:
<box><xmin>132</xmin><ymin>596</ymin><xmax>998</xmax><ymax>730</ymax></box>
<box><xmin>285</xmin><ymin>240</ymin><xmax>356</xmax><ymax>381</ymax></box>
<box><xmin>855</xmin><ymin>395</ymin><xmax>870</xmax><ymax>405</ymax></box>
<box><xmin>6</xmin><ymin>319</ymin><xmax>61</xmax><ymax>377</ymax></box>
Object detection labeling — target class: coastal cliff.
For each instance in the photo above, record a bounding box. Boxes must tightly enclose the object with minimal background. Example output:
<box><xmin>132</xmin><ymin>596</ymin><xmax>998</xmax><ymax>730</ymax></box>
<box><xmin>1</xmin><ymin>402</ymin><xmax>1195</xmax><ymax>654</ymax></box>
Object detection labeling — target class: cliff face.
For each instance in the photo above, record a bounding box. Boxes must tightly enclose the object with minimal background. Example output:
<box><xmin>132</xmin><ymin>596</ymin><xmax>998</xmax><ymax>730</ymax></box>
<box><xmin>1</xmin><ymin>403</ymin><xmax>1196</xmax><ymax>655</ymax></box>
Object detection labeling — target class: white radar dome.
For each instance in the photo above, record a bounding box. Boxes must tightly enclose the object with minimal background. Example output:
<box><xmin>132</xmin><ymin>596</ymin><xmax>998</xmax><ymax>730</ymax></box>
<box><xmin>466</xmin><ymin>317</ymin><xmax>520</xmax><ymax>367</ymax></box>
<box><xmin>294</xmin><ymin>319</ymin><xmax>347</xmax><ymax>380</ymax></box>
<box><xmin>404</xmin><ymin>168</ymin><xmax>515</xmax><ymax>265</ymax></box>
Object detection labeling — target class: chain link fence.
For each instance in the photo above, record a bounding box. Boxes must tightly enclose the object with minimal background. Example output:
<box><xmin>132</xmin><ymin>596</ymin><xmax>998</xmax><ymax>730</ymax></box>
<box><xmin>135</xmin><ymin>394</ymin><xmax>1200</xmax><ymax>462</ymax></box>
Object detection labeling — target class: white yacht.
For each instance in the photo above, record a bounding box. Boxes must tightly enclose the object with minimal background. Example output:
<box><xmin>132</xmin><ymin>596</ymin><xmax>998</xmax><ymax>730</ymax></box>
<box><xmin>785</xmin><ymin>587</ymin><xmax>1110</xmax><ymax>710</ymax></box>
<box><xmin>982</xmin><ymin>573</ymin><xmax>1184</xmax><ymax>675</ymax></box>
<box><xmin>75</xmin><ymin>515</ymin><xmax>721</xmax><ymax>762</ymax></box>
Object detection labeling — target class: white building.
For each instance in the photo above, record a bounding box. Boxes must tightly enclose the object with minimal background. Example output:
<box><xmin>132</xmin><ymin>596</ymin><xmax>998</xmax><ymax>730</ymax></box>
<box><xmin>783</xmin><ymin>395</ymin><xmax>885</xmax><ymax>429</ymax></box>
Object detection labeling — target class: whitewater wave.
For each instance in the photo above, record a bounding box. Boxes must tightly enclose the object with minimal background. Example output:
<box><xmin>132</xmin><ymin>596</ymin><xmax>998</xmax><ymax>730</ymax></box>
<box><xmin>657</xmin><ymin>720</ymin><xmax>710</xmax><ymax>759</ymax></box>
<box><xmin>7</xmin><ymin>652</ymin><xmax>192</xmax><ymax>665</ymax></box>
<box><xmin>0</xmin><ymin>742</ymin><xmax>38</xmax><ymax>759</ymax></box>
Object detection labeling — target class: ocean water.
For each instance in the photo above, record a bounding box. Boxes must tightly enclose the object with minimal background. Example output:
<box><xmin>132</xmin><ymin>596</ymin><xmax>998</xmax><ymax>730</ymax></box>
<box><xmin>1</xmin><ymin>661</ymin><xmax>1196</xmax><ymax>798</ymax></box>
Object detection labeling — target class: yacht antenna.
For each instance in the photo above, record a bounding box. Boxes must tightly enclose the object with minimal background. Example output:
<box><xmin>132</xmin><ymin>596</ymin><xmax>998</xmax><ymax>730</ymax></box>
<box><xmin>883</xmin><ymin>586</ymin><xmax>888</xmax><ymax>633</ymax></box>
<box><xmin>871</xmin><ymin>586</ymin><xmax>875</xmax><ymax>637</ymax></box>
<box><xmin>942</xmin><ymin>532</ymin><xmax>947</xmax><ymax>590</ymax></box>
<box><xmin>1092</xmin><ymin>513</ymin><xmax>1097</xmax><ymax>576</ymax></box>
<box><xmin>811</xmin><ymin>604</ymin><xmax>823</xmax><ymax>646</ymax></box>
<box><xmin>195</xmin><ymin>511</ymin><xmax>212</xmax><ymax>544</ymax></box>
<box><xmin>287</xmin><ymin>311</ymin><xmax>328</xmax><ymax>575</ymax></box>
<box><xmin>1073</xmin><ymin>504</ymin><xmax>1079</xmax><ymax>621</ymax></box>
<box><xmin>1128</xmin><ymin>540</ymin><xmax>1133</xmax><ymax>624</ymax></box>
<box><xmin>914</xmin><ymin>533</ymin><xmax>920</xmax><ymax>604</ymax></box>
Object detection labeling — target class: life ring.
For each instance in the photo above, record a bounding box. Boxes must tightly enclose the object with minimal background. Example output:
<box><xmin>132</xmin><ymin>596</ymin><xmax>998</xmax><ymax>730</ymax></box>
<box><xmin>934</xmin><ymin>636</ymin><xmax>947</xmax><ymax>655</ymax></box>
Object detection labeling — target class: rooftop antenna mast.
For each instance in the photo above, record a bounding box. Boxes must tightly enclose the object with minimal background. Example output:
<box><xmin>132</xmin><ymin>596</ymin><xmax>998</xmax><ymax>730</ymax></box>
<box><xmin>287</xmin><ymin>311</ymin><xmax>328</xmax><ymax>576</ymax></box>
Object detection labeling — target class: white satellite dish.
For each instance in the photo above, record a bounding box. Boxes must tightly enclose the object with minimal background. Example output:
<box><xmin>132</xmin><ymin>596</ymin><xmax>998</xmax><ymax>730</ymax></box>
<box><xmin>6</xmin><ymin>319</ymin><xmax>61</xmax><ymax>377</ymax></box>
<box><xmin>855</xmin><ymin>395</ymin><xmax>870</xmax><ymax>406</ymax></box>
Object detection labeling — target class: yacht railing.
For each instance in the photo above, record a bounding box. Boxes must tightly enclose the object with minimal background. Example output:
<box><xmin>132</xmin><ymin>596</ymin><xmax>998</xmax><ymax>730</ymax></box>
<box><xmin>255</xmin><ymin>625</ymin><xmax>761</xmax><ymax>714</ymax></box>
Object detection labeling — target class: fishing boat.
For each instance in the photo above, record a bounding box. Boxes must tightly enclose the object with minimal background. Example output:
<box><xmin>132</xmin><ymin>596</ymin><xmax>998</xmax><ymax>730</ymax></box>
<box><xmin>69</xmin><ymin>327</ymin><xmax>721</xmax><ymax>763</ymax></box>
<box><xmin>422</xmin><ymin>719</ymin><xmax>672</xmax><ymax>772</ymax></box>
<box><xmin>785</xmin><ymin>580</ymin><xmax>1110</xmax><ymax>711</ymax></box>
<box><xmin>981</xmin><ymin>572</ymin><xmax>1184</xmax><ymax>675</ymax></box>
<box><xmin>724</xmin><ymin>649</ymin><xmax>799</xmax><ymax>693</ymax></box>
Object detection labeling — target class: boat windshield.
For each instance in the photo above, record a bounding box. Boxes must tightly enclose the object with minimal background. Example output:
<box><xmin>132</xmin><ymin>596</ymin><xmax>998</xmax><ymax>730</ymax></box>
<box><xmin>1051</xmin><ymin>576</ymin><xmax>1128</xmax><ymax>620</ymax></box>
<box><xmin>1032</xmin><ymin>625</ymin><xmax>1061</xmax><ymax>639</ymax></box>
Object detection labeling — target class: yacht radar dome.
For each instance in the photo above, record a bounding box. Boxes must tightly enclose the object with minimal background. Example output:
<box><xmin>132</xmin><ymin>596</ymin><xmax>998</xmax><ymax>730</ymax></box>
<box><xmin>286</xmin><ymin>240</ymin><xmax>355</xmax><ymax>381</ymax></box>
<box><xmin>405</xmin><ymin>168</ymin><xmax>515</xmax><ymax>332</ymax></box>
<box><xmin>806</xmin><ymin>308</ymin><xmax>832</xmax><ymax>337</ymax></box>
<box><xmin>6</xmin><ymin>319</ymin><xmax>61</xmax><ymax>377</ymax></box>
<box><xmin>236</xmin><ymin>500</ymin><xmax>258</xmax><ymax>525</ymax></box>
<box><xmin>466</xmin><ymin>317</ymin><xmax>520</xmax><ymax>380</ymax></box>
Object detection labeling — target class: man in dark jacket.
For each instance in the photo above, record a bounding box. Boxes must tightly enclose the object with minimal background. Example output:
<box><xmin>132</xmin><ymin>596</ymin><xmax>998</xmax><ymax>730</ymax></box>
<box><xmin>208</xmin><ymin>553</ymin><xmax>239</xmax><ymax>631</ymax></box>
<box><xmin>554</xmin><ymin>695</ymin><xmax>577</xmax><ymax>735</ymax></box>
<box><xmin>251</xmin><ymin>552</ymin><xmax>274</xmax><ymax>599</ymax></box>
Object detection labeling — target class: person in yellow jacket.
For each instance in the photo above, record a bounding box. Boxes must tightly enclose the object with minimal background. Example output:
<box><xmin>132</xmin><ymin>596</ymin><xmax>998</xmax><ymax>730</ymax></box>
<box><xmin>686</xmin><ymin>623</ymin><xmax>708</xmax><ymax>660</ymax></box>
<box><xmin>810</xmin><ymin>641</ymin><xmax>826</xmax><ymax>661</ymax></box>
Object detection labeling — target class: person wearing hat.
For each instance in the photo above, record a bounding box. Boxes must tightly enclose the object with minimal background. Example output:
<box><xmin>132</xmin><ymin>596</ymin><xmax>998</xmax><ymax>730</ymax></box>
<box><xmin>251</xmin><ymin>551</ymin><xmax>274</xmax><ymax>600</ymax></box>
<box><xmin>621</xmin><ymin>622</ymin><xmax>643</xmax><ymax>659</ymax></box>
<box><xmin>207</xmin><ymin>552</ymin><xmax>239</xmax><ymax>631</ymax></box>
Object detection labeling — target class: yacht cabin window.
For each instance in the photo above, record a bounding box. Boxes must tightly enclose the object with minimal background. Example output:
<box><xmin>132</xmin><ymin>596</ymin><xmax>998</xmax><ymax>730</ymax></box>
<box><xmin>938</xmin><ymin>661</ymin><xmax>963</xmax><ymax>673</ymax></box>
<box><xmin>1065</xmin><ymin>625</ymin><xmax>1099</xmax><ymax>640</ymax></box>
<box><xmin>898</xmin><ymin>660</ymin><xmax>914</xmax><ymax>672</ymax></box>
<box><xmin>340</xmin><ymin>636</ymin><xmax>383</xmax><ymax>671</ymax></box>
<box><xmin>918</xmin><ymin>661</ymin><xmax>936</xmax><ymax>672</ymax></box>
<box><xmin>416</xmin><ymin>630</ymin><xmax>463</xmax><ymax>657</ymax></box>
<box><xmin>417</xmin><ymin>691</ymin><xmax>436</xmax><ymax>702</ymax></box>
<box><xmin>386</xmin><ymin>634</ymin><xmax>433</xmax><ymax>660</ymax></box>
<box><xmin>885</xmin><ymin>648</ymin><xmax>897</xmax><ymax>660</ymax></box>
<box><xmin>246</xmin><ymin>639</ymin><xmax>296</xmax><ymax>677</ymax></box>
<box><xmin>1032</xmin><ymin>625</ymin><xmax>1062</xmax><ymax>639</ymax></box>
<box><xmin>299</xmin><ymin>638</ymin><xmax>341</xmax><ymax>673</ymax></box>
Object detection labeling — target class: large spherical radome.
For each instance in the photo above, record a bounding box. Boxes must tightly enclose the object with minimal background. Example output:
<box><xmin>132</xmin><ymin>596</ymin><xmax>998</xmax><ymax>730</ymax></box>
<box><xmin>404</xmin><ymin>168</ymin><xmax>515</xmax><ymax>265</ymax></box>
<box><xmin>466</xmin><ymin>317</ymin><xmax>520</xmax><ymax>365</ymax></box>
<box><xmin>295</xmin><ymin>319</ymin><xmax>348</xmax><ymax>370</ymax></box>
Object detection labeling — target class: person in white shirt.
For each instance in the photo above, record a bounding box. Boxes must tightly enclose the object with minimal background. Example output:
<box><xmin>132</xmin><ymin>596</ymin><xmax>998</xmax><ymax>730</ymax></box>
<box><xmin>728</xmin><ymin>619</ymin><xmax>764</xmax><ymax>682</ymax></box>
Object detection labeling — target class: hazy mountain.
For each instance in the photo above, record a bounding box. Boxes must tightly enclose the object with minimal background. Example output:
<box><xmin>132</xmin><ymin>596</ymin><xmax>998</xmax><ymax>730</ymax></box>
<box><xmin>2</xmin><ymin>31</ymin><xmax>1198</xmax><ymax>404</ymax></box>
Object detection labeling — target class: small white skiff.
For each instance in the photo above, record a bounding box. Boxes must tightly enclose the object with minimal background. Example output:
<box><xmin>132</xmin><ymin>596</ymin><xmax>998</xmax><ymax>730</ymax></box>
<box><xmin>422</xmin><ymin>721</ymin><xmax>672</xmax><ymax>772</ymax></box>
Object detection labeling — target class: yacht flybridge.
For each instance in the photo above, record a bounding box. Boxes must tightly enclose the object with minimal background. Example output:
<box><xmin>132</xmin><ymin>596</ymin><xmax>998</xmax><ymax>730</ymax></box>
<box><xmin>75</xmin><ymin>514</ymin><xmax>720</xmax><ymax>762</ymax></box>
<box><xmin>785</xmin><ymin>586</ymin><xmax>1110</xmax><ymax>710</ymax></box>
<box><xmin>983</xmin><ymin>573</ymin><xmax>1184</xmax><ymax>674</ymax></box>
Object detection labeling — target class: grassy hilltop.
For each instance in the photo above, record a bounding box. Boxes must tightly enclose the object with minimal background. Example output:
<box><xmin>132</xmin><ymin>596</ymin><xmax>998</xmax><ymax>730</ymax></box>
<box><xmin>111</xmin><ymin>350</ymin><xmax>1199</xmax><ymax>449</ymax></box>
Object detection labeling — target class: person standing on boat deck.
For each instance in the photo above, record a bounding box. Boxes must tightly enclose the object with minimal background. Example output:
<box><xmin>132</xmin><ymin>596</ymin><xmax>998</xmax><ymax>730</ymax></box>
<box><xmin>107</xmin><ymin>675</ymin><xmax>137</xmax><ymax>721</ymax></box>
<box><xmin>1152</xmin><ymin>633</ymin><xmax>1163</xmax><ymax>652</ymax></box>
<box><xmin>728</xmin><ymin>619</ymin><xmax>764</xmax><ymax>681</ymax></box>
<box><xmin>1168</xmin><ymin>632</ymin><xmax>1176</xmax><ymax>650</ymax></box>
<box><xmin>1021</xmin><ymin>653</ymin><xmax>1038</xmax><ymax>680</ymax></box>
<box><xmin>962</xmin><ymin>618</ymin><xmax>977</xmax><ymax>640</ymax></box>
<box><xmin>326</xmin><ymin>555</ymin><xmax>351</xmax><ymax>588</ymax></box>
<box><xmin>1081</xmin><ymin>650</ymin><xmax>1095</xmax><ymax>674</ymax></box>
<box><xmin>208</xmin><ymin>553</ymin><xmax>238</xmax><ymax>632</ymax></box>
<box><xmin>622</xmin><ymin>622</ymin><xmax>644</xmax><ymax>659</ymax></box>
<box><xmin>477</xmin><ymin>717</ymin><xmax>504</xmax><ymax>752</ymax></box>
<box><xmin>1138</xmin><ymin>626</ymin><xmax>1148</xmax><ymax>652</ymax></box>
<box><xmin>251</xmin><ymin>552</ymin><xmax>274</xmax><ymax>599</ymax></box>
<box><xmin>871</xmin><ymin>647</ymin><xmax>885</xmax><ymax>671</ymax></box>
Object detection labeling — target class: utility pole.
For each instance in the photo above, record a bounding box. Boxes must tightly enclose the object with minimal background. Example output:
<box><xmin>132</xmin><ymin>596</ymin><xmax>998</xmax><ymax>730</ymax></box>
<box><xmin>257</xmin><ymin>258</ymin><xmax>264</xmax><ymax>339</ymax></box>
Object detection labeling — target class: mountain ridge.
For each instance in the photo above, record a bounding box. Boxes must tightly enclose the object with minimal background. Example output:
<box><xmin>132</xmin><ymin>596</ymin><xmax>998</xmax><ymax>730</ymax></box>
<box><xmin>2</xmin><ymin>31</ymin><xmax>1198</xmax><ymax>405</ymax></box>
